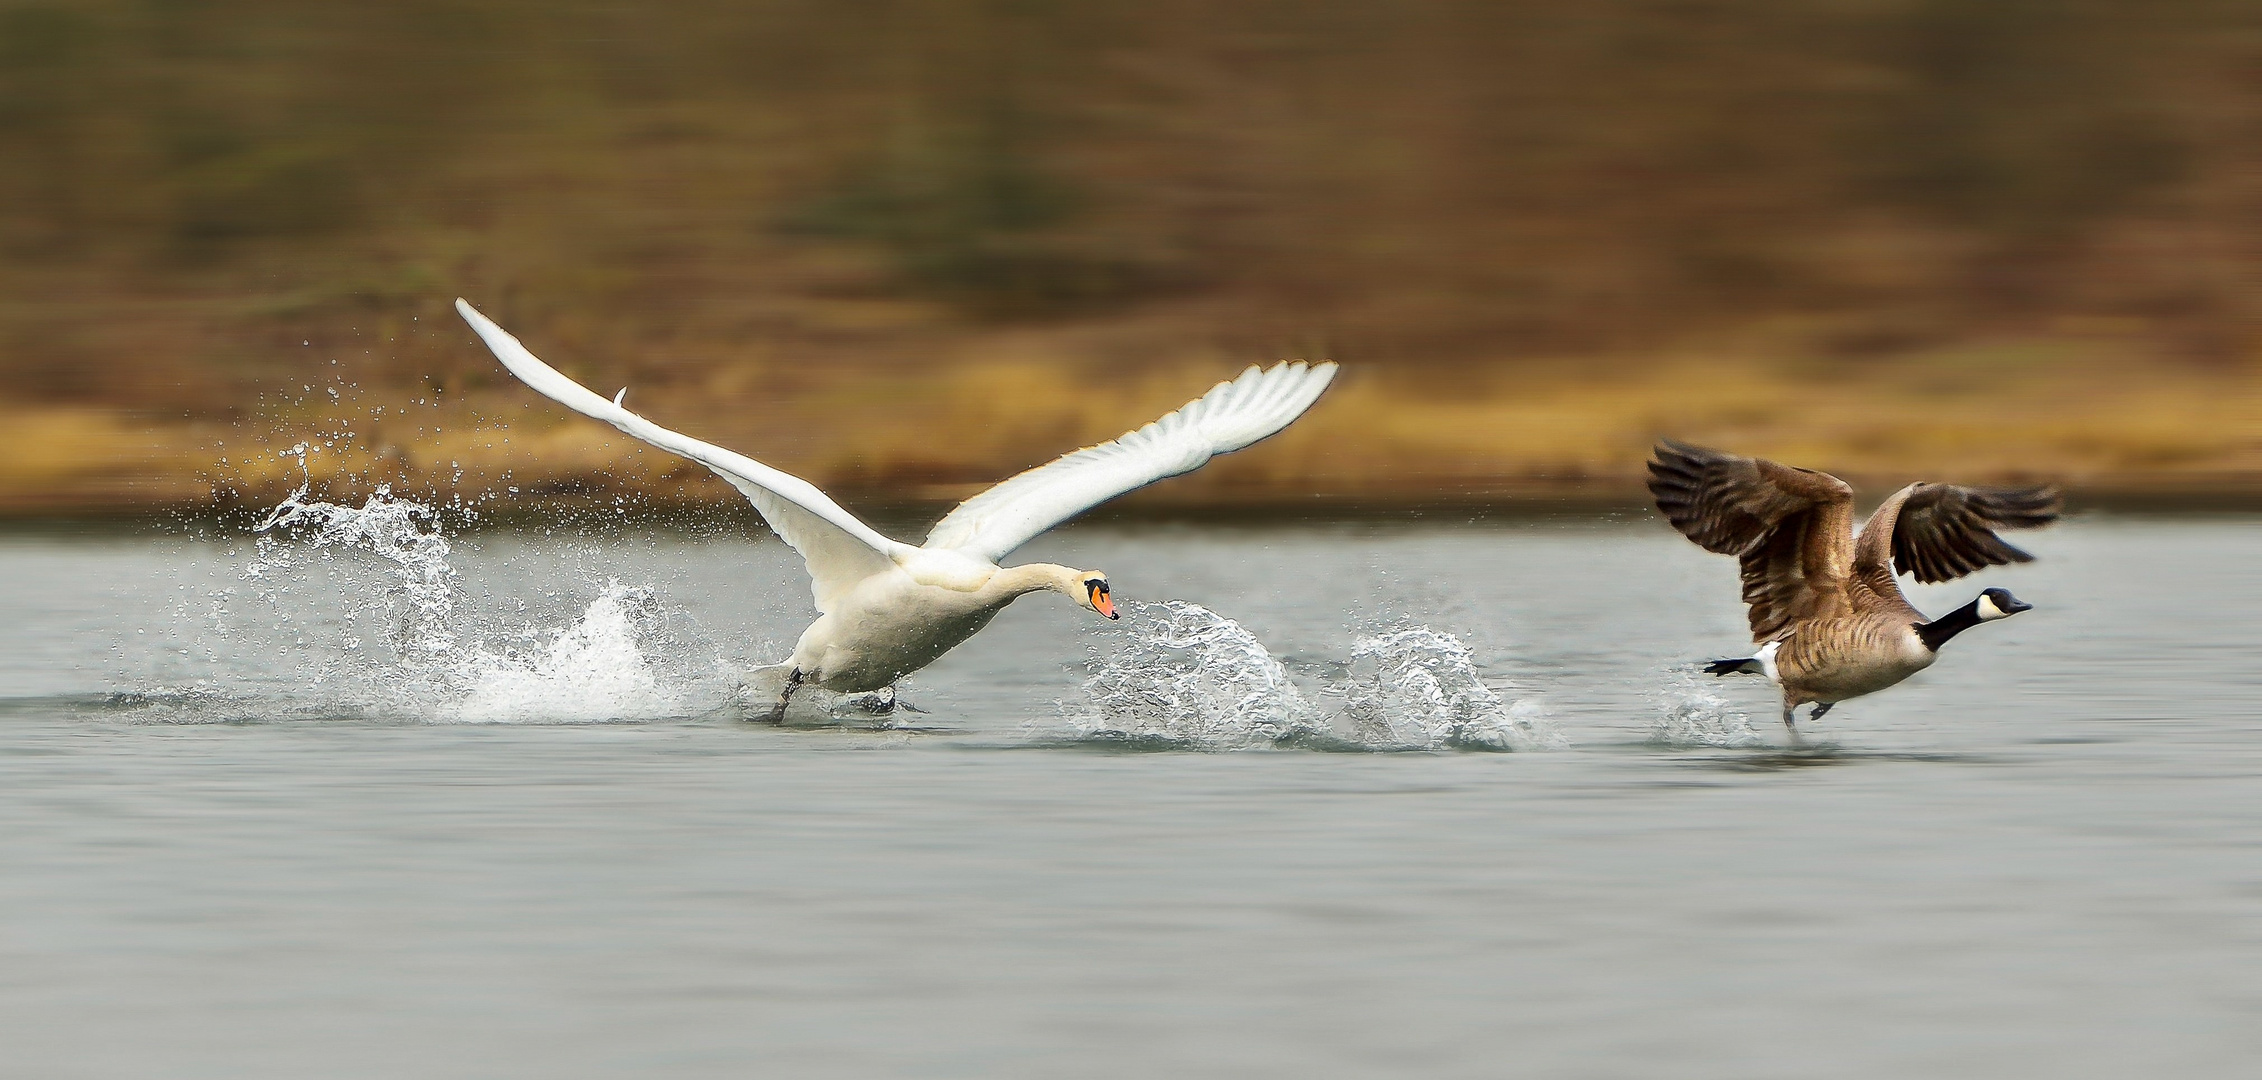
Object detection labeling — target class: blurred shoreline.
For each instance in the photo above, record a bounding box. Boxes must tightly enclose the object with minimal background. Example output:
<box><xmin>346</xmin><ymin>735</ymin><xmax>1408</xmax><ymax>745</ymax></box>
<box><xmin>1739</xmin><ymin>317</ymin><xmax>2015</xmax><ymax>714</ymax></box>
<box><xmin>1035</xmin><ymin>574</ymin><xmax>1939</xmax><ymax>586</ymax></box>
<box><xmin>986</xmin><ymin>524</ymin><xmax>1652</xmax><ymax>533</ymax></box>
<box><xmin>7</xmin><ymin>3</ymin><xmax>2262</xmax><ymax>521</ymax></box>
<box><xmin>5</xmin><ymin>314</ymin><xmax>2257</xmax><ymax>520</ymax></box>
<box><xmin>7</xmin><ymin>407</ymin><xmax>2262</xmax><ymax>526</ymax></box>
<box><xmin>9</xmin><ymin>492</ymin><xmax>2262</xmax><ymax>537</ymax></box>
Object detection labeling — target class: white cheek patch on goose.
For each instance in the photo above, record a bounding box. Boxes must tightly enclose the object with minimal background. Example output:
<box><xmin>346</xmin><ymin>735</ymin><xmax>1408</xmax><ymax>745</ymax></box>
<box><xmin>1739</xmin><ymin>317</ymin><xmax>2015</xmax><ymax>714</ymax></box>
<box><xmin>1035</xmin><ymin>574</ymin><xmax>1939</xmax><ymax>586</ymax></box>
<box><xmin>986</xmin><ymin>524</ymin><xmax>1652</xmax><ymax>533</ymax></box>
<box><xmin>1977</xmin><ymin>594</ymin><xmax>2010</xmax><ymax>621</ymax></box>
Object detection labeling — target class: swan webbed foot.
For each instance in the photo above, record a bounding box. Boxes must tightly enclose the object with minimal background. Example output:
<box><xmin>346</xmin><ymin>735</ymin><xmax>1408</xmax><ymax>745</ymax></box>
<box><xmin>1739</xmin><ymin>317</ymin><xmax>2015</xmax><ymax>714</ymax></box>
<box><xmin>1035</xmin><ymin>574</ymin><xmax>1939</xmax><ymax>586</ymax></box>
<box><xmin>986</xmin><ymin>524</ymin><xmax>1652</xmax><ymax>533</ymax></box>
<box><xmin>757</xmin><ymin>668</ymin><xmax>803</xmax><ymax>725</ymax></box>
<box><xmin>842</xmin><ymin>685</ymin><xmax>929</xmax><ymax>715</ymax></box>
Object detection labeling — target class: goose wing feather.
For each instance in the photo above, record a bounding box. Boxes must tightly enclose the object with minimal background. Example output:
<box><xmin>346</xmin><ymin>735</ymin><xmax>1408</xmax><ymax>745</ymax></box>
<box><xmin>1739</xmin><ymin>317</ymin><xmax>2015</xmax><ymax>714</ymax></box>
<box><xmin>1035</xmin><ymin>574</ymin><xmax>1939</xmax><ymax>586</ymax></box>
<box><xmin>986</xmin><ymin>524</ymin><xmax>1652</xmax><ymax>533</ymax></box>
<box><xmin>1647</xmin><ymin>439</ymin><xmax>1857</xmax><ymax>641</ymax></box>
<box><xmin>456</xmin><ymin>299</ymin><xmax>912</xmax><ymax>613</ymax></box>
<box><xmin>924</xmin><ymin>361</ymin><xmax>1336</xmax><ymax>562</ymax></box>
<box><xmin>1862</xmin><ymin>482</ymin><xmax>2061</xmax><ymax>585</ymax></box>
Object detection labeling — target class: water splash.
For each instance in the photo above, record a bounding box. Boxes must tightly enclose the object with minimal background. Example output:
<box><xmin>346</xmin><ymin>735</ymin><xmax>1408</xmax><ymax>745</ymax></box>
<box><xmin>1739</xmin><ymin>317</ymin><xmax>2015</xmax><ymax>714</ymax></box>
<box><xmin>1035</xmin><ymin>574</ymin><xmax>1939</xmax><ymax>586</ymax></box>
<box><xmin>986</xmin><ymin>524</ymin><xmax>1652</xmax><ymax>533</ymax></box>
<box><xmin>1650</xmin><ymin>665</ymin><xmax>1765</xmax><ymax>748</ymax></box>
<box><xmin>448</xmin><ymin>582</ymin><xmax>689</xmax><ymax>723</ymax></box>
<box><xmin>1076</xmin><ymin>600</ymin><xmax>1329</xmax><ymax>748</ymax></box>
<box><xmin>233</xmin><ymin>472</ymin><xmax>708</xmax><ymax>723</ymax></box>
<box><xmin>250</xmin><ymin>471</ymin><xmax>459</xmax><ymax>662</ymax></box>
<box><xmin>1076</xmin><ymin>602</ymin><xmax>1562</xmax><ymax>752</ymax></box>
<box><xmin>1340</xmin><ymin>624</ymin><xmax>1562</xmax><ymax>751</ymax></box>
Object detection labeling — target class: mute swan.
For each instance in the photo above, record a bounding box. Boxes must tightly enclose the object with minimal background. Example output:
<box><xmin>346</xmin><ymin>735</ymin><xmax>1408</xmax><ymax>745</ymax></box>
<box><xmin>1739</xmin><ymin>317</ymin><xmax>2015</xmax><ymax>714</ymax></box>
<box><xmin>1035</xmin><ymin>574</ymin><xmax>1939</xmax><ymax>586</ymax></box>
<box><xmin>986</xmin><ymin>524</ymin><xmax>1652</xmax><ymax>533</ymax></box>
<box><xmin>455</xmin><ymin>299</ymin><xmax>1336</xmax><ymax>719</ymax></box>
<box><xmin>1647</xmin><ymin>439</ymin><xmax>2059</xmax><ymax>733</ymax></box>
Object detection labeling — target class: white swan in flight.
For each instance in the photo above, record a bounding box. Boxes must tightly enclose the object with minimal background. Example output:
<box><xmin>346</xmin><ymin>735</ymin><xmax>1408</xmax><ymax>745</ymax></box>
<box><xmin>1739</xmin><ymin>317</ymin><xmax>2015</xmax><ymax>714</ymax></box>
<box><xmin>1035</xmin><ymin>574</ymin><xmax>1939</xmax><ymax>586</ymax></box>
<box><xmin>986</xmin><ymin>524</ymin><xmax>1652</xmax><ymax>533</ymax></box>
<box><xmin>455</xmin><ymin>299</ymin><xmax>1337</xmax><ymax>720</ymax></box>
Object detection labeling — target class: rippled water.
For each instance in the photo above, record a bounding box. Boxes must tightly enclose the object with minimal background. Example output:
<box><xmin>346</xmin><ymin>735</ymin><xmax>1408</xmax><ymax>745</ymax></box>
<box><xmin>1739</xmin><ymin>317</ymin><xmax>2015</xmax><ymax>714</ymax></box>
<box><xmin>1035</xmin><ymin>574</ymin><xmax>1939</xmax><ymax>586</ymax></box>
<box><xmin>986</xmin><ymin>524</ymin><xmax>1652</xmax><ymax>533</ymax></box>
<box><xmin>4</xmin><ymin>509</ymin><xmax>2260</xmax><ymax>1078</ymax></box>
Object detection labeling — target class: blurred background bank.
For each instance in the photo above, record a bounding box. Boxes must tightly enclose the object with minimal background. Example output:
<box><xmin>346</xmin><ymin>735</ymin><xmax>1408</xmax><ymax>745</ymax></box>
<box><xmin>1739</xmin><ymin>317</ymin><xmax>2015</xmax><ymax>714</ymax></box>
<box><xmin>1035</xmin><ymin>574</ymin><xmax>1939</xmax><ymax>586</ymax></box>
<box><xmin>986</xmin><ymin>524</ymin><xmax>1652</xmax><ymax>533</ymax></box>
<box><xmin>2</xmin><ymin>0</ymin><xmax>2258</xmax><ymax>516</ymax></box>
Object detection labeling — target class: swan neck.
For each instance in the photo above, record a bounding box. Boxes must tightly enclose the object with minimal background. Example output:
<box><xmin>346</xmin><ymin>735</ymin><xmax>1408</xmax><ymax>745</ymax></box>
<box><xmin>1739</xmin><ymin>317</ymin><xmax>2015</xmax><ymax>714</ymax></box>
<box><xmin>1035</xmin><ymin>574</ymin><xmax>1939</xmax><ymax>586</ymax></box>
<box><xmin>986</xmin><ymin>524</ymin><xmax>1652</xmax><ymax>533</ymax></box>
<box><xmin>990</xmin><ymin>562</ymin><xmax>1080</xmax><ymax>601</ymax></box>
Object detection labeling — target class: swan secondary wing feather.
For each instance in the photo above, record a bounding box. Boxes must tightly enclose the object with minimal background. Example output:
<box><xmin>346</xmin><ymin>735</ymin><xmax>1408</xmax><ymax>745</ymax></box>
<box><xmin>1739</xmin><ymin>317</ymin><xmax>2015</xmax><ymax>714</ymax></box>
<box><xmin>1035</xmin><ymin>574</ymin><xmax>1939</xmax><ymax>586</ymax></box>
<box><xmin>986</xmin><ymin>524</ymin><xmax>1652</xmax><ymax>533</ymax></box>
<box><xmin>923</xmin><ymin>360</ymin><xmax>1337</xmax><ymax>561</ymax></box>
<box><xmin>1860</xmin><ymin>482</ymin><xmax>2060</xmax><ymax>585</ymax></box>
<box><xmin>456</xmin><ymin>299</ymin><xmax>911</xmax><ymax>612</ymax></box>
<box><xmin>1647</xmin><ymin>439</ymin><xmax>1857</xmax><ymax>641</ymax></box>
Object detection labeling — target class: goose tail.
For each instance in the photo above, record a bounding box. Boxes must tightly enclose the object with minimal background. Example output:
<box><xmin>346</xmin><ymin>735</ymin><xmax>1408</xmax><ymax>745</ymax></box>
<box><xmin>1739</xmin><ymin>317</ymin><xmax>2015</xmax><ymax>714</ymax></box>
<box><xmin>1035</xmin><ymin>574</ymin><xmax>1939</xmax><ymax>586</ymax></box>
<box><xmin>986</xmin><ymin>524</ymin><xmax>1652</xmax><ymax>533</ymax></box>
<box><xmin>1703</xmin><ymin>656</ymin><xmax>1765</xmax><ymax>677</ymax></box>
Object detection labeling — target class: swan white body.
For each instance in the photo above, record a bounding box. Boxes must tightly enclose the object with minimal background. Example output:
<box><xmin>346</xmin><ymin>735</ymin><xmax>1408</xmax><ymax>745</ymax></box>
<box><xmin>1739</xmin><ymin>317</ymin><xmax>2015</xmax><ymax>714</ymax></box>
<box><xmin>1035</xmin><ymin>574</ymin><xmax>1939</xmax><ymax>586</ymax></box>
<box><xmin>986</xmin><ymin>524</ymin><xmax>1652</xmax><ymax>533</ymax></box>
<box><xmin>455</xmin><ymin>299</ymin><xmax>1336</xmax><ymax>712</ymax></box>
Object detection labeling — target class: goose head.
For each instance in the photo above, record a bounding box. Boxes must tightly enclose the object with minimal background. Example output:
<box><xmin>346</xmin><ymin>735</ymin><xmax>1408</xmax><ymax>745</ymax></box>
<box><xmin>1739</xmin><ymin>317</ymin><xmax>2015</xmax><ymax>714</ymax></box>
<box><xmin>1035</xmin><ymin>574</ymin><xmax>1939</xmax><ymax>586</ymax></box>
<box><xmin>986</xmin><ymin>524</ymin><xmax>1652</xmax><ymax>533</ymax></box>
<box><xmin>1976</xmin><ymin>587</ymin><xmax>2033</xmax><ymax>621</ymax></box>
<box><xmin>1917</xmin><ymin>586</ymin><xmax>2033</xmax><ymax>652</ymax></box>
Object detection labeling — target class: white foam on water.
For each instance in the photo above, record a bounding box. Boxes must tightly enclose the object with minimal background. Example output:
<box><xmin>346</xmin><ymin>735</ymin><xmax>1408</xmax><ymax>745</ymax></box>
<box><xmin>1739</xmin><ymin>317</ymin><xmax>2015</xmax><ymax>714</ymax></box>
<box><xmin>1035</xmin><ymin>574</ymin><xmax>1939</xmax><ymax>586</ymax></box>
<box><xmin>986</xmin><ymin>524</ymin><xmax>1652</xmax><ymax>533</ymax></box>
<box><xmin>447</xmin><ymin>582</ymin><xmax>689</xmax><ymax>723</ymax></box>
<box><xmin>1339</xmin><ymin>624</ymin><xmax>1564</xmax><ymax>751</ymax></box>
<box><xmin>1075</xmin><ymin>602</ymin><xmax>1564</xmax><ymax>752</ymax></box>
<box><xmin>1075</xmin><ymin>600</ymin><xmax>1329</xmax><ymax>748</ymax></box>
<box><xmin>239</xmin><ymin>469</ymin><xmax>706</xmax><ymax>723</ymax></box>
<box><xmin>1650</xmin><ymin>666</ymin><xmax>1765</xmax><ymax>748</ymax></box>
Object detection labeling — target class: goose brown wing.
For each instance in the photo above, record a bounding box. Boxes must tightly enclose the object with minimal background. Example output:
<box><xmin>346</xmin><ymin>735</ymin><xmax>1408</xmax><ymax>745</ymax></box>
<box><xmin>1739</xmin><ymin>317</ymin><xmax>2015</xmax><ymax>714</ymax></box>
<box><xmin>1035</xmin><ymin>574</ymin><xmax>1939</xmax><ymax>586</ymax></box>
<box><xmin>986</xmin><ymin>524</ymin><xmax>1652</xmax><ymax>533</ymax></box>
<box><xmin>1648</xmin><ymin>439</ymin><xmax>1857</xmax><ymax>641</ymax></box>
<box><xmin>1860</xmin><ymin>482</ymin><xmax>2061</xmax><ymax>585</ymax></box>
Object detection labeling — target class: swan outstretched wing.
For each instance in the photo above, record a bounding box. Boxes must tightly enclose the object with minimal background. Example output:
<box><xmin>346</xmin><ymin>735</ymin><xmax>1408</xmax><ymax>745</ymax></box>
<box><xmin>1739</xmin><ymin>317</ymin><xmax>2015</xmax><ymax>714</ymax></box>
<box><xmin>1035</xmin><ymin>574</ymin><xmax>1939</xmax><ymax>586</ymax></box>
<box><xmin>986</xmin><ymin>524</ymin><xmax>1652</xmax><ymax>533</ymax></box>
<box><xmin>924</xmin><ymin>361</ymin><xmax>1337</xmax><ymax>562</ymax></box>
<box><xmin>456</xmin><ymin>299</ymin><xmax>911</xmax><ymax>613</ymax></box>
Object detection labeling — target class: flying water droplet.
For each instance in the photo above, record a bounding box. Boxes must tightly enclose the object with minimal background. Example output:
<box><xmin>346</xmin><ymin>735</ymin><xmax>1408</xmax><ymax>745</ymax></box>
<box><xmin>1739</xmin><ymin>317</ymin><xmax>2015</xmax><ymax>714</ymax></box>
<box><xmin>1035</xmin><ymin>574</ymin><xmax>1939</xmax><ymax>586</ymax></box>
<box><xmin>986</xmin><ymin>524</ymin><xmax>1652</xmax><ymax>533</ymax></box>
<box><xmin>1649</xmin><ymin>666</ymin><xmax>1763</xmax><ymax>747</ymax></box>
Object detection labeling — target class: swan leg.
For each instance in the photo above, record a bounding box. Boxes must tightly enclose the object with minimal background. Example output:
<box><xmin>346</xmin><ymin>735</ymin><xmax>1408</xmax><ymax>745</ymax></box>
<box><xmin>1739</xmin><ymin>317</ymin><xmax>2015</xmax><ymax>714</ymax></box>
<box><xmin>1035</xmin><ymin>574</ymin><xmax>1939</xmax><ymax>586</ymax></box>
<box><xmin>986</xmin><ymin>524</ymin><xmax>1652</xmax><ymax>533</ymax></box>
<box><xmin>760</xmin><ymin>668</ymin><xmax>803</xmax><ymax>724</ymax></box>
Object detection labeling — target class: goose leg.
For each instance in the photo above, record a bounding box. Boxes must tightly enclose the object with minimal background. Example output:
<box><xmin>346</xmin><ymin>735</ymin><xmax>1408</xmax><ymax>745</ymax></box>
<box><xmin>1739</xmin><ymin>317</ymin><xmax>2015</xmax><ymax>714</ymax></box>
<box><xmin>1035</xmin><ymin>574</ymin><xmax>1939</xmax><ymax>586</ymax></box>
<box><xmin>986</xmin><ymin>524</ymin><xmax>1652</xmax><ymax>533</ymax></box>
<box><xmin>760</xmin><ymin>668</ymin><xmax>803</xmax><ymax>724</ymax></box>
<box><xmin>1780</xmin><ymin>700</ymin><xmax>1809</xmax><ymax>746</ymax></box>
<box><xmin>1808</xmin><ymin>702</ymin><xmax>1835</xmax><ymax>722</ymax></box>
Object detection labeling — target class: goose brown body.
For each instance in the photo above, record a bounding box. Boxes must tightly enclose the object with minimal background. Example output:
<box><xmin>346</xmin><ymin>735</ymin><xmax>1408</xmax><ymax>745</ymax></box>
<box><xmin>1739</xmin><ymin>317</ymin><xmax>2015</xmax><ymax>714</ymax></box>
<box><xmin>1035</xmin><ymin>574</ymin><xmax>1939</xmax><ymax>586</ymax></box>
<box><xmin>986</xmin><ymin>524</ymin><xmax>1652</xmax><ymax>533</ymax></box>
<box><xmin>1768</xmin><ymin>611</ymin><xmax>1934</xmax><ymax>708</ymax></box>
<box><xmin>1648</xmin><ymin>440</ymin><xmax>2059</xmax><ymax>728</ymax></box>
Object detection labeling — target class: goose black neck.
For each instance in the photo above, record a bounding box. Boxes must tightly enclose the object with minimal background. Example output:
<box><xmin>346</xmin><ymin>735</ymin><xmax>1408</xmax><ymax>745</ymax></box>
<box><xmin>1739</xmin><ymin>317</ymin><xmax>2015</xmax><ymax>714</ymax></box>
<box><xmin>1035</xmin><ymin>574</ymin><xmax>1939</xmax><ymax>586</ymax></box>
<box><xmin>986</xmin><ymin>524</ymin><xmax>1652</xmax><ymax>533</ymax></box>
<box><xmin>1915</xmin><ymin>599</ymin><xmax>1985</xmax><ymax>653</ymax></box>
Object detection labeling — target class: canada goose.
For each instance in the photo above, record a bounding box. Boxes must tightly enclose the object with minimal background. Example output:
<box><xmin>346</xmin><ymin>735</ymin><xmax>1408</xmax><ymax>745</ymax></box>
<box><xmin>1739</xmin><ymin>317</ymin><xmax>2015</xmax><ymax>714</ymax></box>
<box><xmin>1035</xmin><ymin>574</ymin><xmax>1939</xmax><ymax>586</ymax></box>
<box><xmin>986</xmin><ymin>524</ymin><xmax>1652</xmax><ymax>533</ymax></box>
<box><xmin>455</xmin><ymin>299</ymin><xmax>1336</xmax><ymax>720</ymax></box>
<box><xmin>1647</xmin><ymin>439</ymin><xmax>2059</xmax><ymax>733</ymax></box>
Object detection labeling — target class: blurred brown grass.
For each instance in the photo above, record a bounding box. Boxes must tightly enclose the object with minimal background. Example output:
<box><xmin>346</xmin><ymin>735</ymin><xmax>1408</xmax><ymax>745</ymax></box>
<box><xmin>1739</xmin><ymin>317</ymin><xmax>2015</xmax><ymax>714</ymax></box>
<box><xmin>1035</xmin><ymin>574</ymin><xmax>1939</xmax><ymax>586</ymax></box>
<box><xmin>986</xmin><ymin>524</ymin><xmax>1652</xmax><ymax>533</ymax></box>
<box><xmin>4</xmin><ymin>0</ymin><xmax>2261</xmax><ymax>514</ymax></box>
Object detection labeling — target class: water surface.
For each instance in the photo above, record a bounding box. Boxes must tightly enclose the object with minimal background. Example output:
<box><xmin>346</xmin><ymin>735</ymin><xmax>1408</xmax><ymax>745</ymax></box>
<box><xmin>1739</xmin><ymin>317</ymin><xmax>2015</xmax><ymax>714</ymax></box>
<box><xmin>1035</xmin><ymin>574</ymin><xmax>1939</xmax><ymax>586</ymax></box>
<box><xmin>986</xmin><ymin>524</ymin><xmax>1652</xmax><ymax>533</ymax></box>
<box><xmin>4</xmin><ymin>513</ymin><xmax>2259</xmax><ymax>1078</ymax></box>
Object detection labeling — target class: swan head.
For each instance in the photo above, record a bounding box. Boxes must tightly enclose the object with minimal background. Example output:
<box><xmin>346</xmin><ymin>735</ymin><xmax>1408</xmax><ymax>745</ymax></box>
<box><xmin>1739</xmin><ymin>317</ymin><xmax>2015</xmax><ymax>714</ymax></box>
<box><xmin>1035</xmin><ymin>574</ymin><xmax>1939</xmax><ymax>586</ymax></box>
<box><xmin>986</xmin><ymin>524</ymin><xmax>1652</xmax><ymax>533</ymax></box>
<box><xmin>1009</xmin><ymin>564</ymin><xmax>1117</xmax><ymax>618</ymax></box>
<box><xmin>1079</xmin><ymin>573</ymin><xmax>1118</xmax><ymax>620</ymax></box>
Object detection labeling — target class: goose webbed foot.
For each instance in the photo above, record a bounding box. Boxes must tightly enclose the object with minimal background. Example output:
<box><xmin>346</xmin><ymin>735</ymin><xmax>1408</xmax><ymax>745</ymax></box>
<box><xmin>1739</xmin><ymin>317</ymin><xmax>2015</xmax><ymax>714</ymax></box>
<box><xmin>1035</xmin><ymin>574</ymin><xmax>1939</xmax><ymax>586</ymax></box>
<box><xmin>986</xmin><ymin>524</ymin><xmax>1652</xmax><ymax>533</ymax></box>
<box><xmin>1808</xmin><ymin>702</ymin><xmax>1835</xmax><ymax>722</ymax></box>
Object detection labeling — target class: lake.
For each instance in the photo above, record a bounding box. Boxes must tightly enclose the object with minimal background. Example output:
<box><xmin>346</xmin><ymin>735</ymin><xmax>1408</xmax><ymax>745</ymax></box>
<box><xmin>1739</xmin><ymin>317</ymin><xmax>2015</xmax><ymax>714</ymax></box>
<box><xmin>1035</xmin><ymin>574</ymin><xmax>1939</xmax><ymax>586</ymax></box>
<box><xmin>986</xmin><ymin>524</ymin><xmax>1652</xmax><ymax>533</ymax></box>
<box><xmin>3</xmin><ymin>505</ymin><xmax>2259</xmax><ymax>1078</ymax></box>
